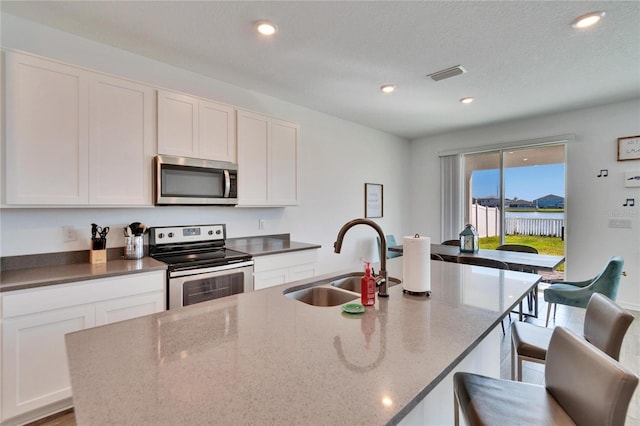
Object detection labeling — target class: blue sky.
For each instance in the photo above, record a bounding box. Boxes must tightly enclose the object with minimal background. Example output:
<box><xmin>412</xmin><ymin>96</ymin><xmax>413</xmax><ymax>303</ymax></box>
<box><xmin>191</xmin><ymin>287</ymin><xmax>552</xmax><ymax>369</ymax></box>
<box><xmin>472</xmin><ymin>164</ymin><xmax>565</xmax><ymax>201</ymax></box>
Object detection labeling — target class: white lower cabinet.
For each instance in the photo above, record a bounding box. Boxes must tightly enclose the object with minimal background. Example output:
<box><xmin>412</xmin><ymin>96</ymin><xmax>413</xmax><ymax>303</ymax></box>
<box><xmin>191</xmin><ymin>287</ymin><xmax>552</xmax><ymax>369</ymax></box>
<box><xmin>1</xmin><ymin>306</ymin><xmax>95</xmax><ymax>423</ymax></box>
<box><xmin>0</xmin><ymin>271</ymin><xmax>165</xmax><ymax>425</ymax></box>
<box><xmin>253</xmin><ymin>250</ymin><xmax>318</xmax><ymax>291</ymax></box>
<box><xmin>95</xmin><ymin>292</ymin><xmax>164</xmax><ymax>326</ymax></box>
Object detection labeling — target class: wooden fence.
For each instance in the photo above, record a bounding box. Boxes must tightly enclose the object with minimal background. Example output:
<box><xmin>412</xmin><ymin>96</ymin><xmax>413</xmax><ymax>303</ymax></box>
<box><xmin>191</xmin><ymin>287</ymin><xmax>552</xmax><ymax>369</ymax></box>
<box><xmin>470</xmin><ymin>203</ymin><xmax>564</xmax><ymax>237</ymax></box>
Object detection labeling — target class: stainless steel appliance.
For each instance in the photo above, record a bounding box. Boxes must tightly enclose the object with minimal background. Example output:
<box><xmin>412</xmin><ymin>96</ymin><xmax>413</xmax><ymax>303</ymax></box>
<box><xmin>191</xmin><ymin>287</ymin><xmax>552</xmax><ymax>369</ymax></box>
<box><xmin>154</xmin><ymin>155</ymin><xmax>238</xmax><ymax>205</ymax></box>
<box><xmin>149</xmin><ymin>224</ymin><xmax>253</xmax><ymax>310</ymax></box>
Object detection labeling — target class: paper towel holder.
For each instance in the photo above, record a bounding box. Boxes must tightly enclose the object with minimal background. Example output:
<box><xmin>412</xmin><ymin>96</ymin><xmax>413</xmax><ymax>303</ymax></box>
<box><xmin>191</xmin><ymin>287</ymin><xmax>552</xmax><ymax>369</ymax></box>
<box><xmin>402</xmin><ymin>289</ymin><xmax>431</xmax><ymax>297</ymax></box>
<box><xmin>402</xmin><ymin>233</ymin><xmax>432</xmax><ymax>297</ymax></box>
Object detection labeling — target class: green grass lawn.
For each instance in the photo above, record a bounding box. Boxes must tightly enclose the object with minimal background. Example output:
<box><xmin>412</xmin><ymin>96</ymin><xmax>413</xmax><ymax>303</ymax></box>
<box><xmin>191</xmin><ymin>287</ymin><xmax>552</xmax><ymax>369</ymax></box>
<box><xmin>479</xmin><ymin>235</ymin><xmax>565</xmax><ymax>271</ymax></box>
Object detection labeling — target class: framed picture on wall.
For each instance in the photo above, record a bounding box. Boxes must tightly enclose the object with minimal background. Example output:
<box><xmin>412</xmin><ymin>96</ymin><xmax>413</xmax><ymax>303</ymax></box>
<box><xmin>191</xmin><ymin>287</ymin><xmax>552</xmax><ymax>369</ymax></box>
<box><xmin>617</xmin><ymin>135</ymin><xmax>640</xmax><ymax>161</ymax></box>
<box><xmin>365</xmin><ymin>183</ymin><xmax>383</xmax><ymax>218</ymax></box>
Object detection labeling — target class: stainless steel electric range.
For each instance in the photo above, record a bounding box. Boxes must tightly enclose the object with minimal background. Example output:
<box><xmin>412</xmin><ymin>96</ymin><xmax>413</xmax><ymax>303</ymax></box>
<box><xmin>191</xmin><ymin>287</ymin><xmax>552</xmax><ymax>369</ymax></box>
<box><xmin>149</xmin><ymin>224</ymin><xmax>254</xmax><ymax>310</ymax></box>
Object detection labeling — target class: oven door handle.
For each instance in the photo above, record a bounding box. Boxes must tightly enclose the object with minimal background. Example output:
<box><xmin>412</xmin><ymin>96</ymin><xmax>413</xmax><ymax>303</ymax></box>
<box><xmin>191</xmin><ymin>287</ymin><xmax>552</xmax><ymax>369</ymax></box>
<box><xmin>169</xmin><ymin>260</ymin><xmax>254</xmax><ymax>278</ymax></box>
<box><xmin>223</xmin><ymin>170</ymin><xmax>231</xmax><ymax>198</ymax></box>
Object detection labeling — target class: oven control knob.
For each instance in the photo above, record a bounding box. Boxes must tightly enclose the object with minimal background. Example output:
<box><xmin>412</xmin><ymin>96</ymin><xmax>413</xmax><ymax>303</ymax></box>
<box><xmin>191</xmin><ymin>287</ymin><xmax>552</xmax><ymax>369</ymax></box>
<box><xmin>216</xmin><ymin>230</ymin><xmax>221</xmax><ymax>235</ymax></box>
<box><xmin>208</xmin><ymin>230</ymin><xmax>213</xmax><ymax>235</ymax></box>
<box><xmin>158</xmin><ymin>233</ymin><xmax>164</xmax><ymax>239</ymax></box>
<box><xmin>168</xmin><ymin>232</ymin><xmax>174</xmax><ymax>238</ymax></box>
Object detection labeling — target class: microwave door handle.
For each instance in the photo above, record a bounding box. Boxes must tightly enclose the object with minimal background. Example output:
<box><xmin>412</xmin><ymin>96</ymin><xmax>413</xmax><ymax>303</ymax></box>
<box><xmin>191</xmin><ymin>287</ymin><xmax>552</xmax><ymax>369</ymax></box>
<box><xmin>223</xmin><ymin>170</ymin><xmax>231</xmax><ymax>198</ymax></box>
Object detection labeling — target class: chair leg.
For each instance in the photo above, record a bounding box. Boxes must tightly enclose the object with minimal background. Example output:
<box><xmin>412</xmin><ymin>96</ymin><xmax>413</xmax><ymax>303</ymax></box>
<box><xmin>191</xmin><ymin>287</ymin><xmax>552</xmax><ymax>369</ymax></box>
<box><xmin>546</xmin><ymin>303</ymin><xmax>552</xmax><ymax>327</ymax></box>
<box><xmin>511</xmin><ymin>338</ymin><xmax>515</xmax><ymax>380</ymax></box>
<box><xmin>454</xmin><ymin>391</ymin><xmax>460</xmax><ymax>426</ymax></box>
<box><xmin>500</xmin><ymin>318</ymin><xmax>505</xmax><ymax>335</ymax></box>
<box><xmin>517</xmin><ymin>356</ymin><xmax>523</xmax><ymax>381</ymax></box>
<box><xmin>553</xmin><ymin>303</ymin><xmax>557</xmax><ymax>320</ymax></box>
<box><xmin>519</xmin><ymin>301</ymin><xmax>523</xmax><ymax>322</ymax></box>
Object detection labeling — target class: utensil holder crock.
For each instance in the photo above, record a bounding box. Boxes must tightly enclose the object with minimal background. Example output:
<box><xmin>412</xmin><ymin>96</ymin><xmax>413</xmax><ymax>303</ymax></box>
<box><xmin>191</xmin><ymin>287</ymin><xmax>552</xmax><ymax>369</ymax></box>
<box><xmin>124</xmin><ymin>236</ymin><xmax>144</xmax><ymax>260</ymax></box>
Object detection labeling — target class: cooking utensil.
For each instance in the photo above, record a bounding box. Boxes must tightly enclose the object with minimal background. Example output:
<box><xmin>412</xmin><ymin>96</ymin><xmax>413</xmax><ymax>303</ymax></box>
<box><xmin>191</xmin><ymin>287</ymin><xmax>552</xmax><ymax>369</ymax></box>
<box><xmin>97</xmin><ymin>226</ymin><xmax>109</xmax><ymax>240</ymax></box>
<box><xmin>128</xmin><ymin>222</ymin><xmax>147</xmax><ymax>236</ymax></box>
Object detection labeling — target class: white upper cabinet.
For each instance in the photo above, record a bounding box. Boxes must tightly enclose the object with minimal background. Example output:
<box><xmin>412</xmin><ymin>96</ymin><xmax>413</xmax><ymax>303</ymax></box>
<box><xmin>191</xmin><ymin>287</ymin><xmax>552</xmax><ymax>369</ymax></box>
<box><xmin>199</xmin><ymin>99</ymin><xmax>236</xmax><ymax>162</ymax></box>
<box><xmin>157</xmin><ymin>91</ymin><xmax>197</xmax><ymax>157</ymax></box>
<box><xmin>237</xmin><ymin>110</ymin><xmax>299</xmax><ymax>207</ymax></box>
<box><xmin>270</xmin><ymin>119</ymin><xmax>299</xmax><ymax>206</ymax></box>
<box><xmin>5</xmin><ymin>52</ymin><xmax>90</xmax><ymax>205</ymax></box>
<box><xmin>237</xmin><ymin>110</ymin><xmax>269</xmax><ymax>204</ymax></box>
<box><xmin>4</xmin><ymin>51</ymin><xmax>155</xmax><ymax>206</ymax></box>
<box><xmin>157</xmin><ymin>90</ymin><xmax>236</xmax><ymax>163</ymax></box>
<box><xmin>89</xmin><ymin>74</ymin><xmax>155</xmax><ymax>205</ymax></box>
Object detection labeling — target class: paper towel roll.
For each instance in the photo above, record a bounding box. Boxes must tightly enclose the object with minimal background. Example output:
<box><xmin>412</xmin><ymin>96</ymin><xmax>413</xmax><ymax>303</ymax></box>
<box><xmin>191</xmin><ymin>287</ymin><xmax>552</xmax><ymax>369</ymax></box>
<box><xmin>402</xmin><ymin>235</ymin><xmax>431</xmax><ymax>294</ymax></box>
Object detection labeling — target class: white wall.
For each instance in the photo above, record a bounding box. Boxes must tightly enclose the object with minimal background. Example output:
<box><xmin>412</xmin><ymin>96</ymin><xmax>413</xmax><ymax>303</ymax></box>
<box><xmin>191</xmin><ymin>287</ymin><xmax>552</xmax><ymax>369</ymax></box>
<box><xmin>410</xmin><ymin>99</ymin><xmax>640</xmax><ymax>310</ymax></box>
<box><xmin>0</xmin><ymin>14</ymin><xmax>412</xmax><ymax>274</ymax></box>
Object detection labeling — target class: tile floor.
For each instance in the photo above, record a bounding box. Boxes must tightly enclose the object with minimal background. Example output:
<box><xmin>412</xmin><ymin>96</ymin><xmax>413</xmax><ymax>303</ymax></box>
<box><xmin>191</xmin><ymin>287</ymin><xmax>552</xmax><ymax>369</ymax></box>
<box><xmin>32</xmin><ymin>291</ymin><xmax>640</xmax><ymax>426</ymax></box>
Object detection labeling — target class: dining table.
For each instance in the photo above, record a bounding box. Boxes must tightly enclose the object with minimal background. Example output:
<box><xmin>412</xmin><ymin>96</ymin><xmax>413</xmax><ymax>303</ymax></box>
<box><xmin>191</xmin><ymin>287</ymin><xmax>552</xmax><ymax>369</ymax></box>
<box><xmin>388</xmin><ymin>243</ymin><xmax>565</xmax><ymax>319</ymax></box>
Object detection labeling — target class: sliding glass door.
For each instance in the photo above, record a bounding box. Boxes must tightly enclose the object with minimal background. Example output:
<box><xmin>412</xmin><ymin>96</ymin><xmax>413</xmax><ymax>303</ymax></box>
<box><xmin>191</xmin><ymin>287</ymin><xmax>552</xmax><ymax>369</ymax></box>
<box><xmin>462</xmin><ymin>144</ymin><xmax>566</xmax><ymax>261</ymax></box>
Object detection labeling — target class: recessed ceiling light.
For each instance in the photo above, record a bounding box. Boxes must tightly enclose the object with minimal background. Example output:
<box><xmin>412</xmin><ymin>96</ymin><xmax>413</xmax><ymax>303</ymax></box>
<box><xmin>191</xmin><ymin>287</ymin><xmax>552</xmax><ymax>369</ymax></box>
<box><xmin>460</xmin><ymin>97</ymin><xmax>474</xmax><ymax>104</ymax></box>
<box><xmin>255</xmin><ymin>20</ymin><xmax>278</xmax><ymax>36</ymax></box>
<box><xmin>380</xmin><ymin>84</ymin><xmax>396</xmax><ymax>94</ymax></box>
<box><xmin>571</xmin><ymin>11</ymin><xmax>605</xmax><ymax>29</ymax></box>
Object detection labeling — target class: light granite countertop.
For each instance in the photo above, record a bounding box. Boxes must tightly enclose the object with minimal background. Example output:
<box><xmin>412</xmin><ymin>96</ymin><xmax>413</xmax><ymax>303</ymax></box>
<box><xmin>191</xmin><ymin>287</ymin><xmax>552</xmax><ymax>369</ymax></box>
<box><xmin>0</xmin><ymin>257</ymin><xmax>167</xmax><ymax>292</ymax></box>
<box><xmin>0</xmin><ymin>234</ymin><xmax>317</xmax><ymax>293</ymax></box>
<box><xmin>65</xmin><ymin>261</ymin><xmax>539</xmax><ymax>425</ymax></box>
<box><xmin>226</xmin><ymin>234</ymin><xmax>321</xmax><ymax>256</ymax></box>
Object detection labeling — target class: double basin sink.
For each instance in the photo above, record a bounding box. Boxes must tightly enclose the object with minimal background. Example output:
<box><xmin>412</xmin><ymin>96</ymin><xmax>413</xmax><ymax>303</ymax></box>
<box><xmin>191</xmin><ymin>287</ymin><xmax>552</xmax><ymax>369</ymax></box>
<box><xmin>283</xmin><ymin>272</ymin><xmax>401</xmax><ymax>307</ymax></box>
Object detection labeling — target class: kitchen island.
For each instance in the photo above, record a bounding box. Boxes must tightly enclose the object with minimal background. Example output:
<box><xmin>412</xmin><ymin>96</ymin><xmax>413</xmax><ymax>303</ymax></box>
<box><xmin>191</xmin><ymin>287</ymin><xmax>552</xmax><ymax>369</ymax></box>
<box><xmin>65</xmin><ymin>260</ymin><xmax>540</xmax><ymax>425</ymax></box>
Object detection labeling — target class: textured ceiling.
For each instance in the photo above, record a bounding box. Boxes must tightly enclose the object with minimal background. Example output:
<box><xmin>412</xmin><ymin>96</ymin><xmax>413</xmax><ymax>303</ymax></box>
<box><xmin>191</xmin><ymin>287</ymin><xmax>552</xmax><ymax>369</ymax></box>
<box><xmin>2</xmin><ymin>1</ymin><xmax>639</xmax><ymax>140</ymax></box>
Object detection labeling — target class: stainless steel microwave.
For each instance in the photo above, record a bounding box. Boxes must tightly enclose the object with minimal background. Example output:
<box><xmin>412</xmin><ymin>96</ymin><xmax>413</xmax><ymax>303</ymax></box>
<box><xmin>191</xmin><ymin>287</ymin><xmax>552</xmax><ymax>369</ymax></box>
<box><xmin>154</xmin><ymin>155</ymin><xmax>238</xmax><ymax>205</ymax></box>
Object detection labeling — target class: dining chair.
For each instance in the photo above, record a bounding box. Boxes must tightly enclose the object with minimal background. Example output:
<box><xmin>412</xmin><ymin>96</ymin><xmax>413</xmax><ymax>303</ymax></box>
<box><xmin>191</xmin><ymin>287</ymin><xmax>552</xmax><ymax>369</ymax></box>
<box><xmin>496</xmin><ymin>244</ymin><xmax>539</xmax><ymax>315</ymax></box>
<box><xmin>454</xmin><ymin>326</ymin><xmax>638</xmax><ymax>426</ymax></box>
<box><xmin>457</xmin><ymin>256</ymin><xmax>509</xmax><ymax>270</ymax></box>
<box><xmin>457</xmin><ymin>257</ymin><xmax>510</xmax><ymax>334</ymax></box>
<box><xmin>511</xmin><ymin>293</ymin><xmax>634</xmax><ymax>381</ymax></box>
<box><xmin>441</xmin><ymin>239</ymin><xmax>460</xmax><ymax>246</ymax></box>
<box><xmin>544</xmin><ymin>256</ymin><xmax>624</xmax><ymax>327</ymax></box>
<box><xmin>376</xmin><ymin>234</ymin><xmax>402</xmax><ymax>259</ymax></box>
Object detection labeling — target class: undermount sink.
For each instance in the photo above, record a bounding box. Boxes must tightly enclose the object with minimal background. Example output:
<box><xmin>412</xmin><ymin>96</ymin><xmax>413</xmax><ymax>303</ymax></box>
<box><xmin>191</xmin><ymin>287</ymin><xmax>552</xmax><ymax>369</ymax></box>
<box><xmin>284</xmin><ymin>286</ymin><xmax>359</xmax><ymax>307</ymax></box>
<box><xmin>283</xmin><ymin>272</ymin><xmax>402</xmax><ymax>306</ymax></box>
<box><xmin>330</xmin><ymin>274</ymin><xmax>401</xmax><ymax>294</ymax></box>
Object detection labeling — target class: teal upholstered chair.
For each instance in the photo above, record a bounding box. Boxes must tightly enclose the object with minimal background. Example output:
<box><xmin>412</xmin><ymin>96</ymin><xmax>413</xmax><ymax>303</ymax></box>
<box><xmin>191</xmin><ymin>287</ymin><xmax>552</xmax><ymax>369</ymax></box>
<box><xmin>376</xmin><ymin>235</ymin><xmax>402</xmax><ymax>259</ymax></box>
<box><xmin>544</xmin><ymin>256</ymin><xmax>624</xmax><ymax>327</ymax></box>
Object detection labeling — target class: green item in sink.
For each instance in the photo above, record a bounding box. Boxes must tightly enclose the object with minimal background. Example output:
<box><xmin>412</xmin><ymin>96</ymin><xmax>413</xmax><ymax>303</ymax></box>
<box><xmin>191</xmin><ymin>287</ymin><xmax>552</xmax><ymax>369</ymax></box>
<box><xmin>342</xmin><ymin>303</ymin><xmax>365</xmax><ymax>314</ymax></box>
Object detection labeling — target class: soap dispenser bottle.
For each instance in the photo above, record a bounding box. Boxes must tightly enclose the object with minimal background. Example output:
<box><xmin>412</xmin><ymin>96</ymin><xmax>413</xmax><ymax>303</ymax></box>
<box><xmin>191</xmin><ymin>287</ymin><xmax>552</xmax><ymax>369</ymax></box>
<box><xmin>361</xmin><ymin>261</ymin><xmax>376</xmax><ymax>306</ymax></box>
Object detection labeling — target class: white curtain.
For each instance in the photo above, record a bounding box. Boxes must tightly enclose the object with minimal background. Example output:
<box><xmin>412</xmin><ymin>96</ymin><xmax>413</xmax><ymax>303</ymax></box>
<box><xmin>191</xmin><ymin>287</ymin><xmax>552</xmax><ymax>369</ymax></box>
<box><xmin>440</xmin><ymin>154</ymin><xmax>463</xmax><ymax>242</ymax></box>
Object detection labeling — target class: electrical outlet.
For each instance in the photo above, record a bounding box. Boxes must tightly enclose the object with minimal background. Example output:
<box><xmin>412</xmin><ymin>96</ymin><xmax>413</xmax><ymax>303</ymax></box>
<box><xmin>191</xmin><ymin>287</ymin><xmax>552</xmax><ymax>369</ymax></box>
<box><xmin>63</xmin><ymin>226</ymin><xmax>77</xmax><ymax>242</ymax></box>
<box><xmin>258</xmin><ymin>219</ymin><xmax>265</xmax><ymax>230</ymax></box>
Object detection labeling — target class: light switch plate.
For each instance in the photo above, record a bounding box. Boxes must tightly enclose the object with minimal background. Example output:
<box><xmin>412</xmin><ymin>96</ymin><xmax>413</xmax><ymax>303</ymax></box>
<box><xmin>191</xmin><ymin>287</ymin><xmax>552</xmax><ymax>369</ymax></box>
<box><xmin>608</xmin><ymin>219</ymin><xmax>632</xmax><ymax>229</ymax></box>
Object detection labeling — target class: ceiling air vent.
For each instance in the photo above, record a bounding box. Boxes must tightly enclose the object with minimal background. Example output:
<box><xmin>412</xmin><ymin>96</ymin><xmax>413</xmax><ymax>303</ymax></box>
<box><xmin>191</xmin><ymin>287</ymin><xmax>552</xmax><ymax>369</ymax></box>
<box><xmin>427</xmin><ymin>65</ymin><xmax>466</xmax><ymax>82</ymax></box>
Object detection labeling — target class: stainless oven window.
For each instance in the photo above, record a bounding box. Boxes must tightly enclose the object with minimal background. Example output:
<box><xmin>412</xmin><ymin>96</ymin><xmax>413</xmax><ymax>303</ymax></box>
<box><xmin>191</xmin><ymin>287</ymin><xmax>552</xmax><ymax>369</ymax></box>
<box><xmin>182</xmin><ymin>271</ymin><xmax>244</xmax><ymax>307</ymax></box>
<box><xmin>169</xmin><ymin>263</ymin><xmax>254</xmax><ymax>310</ymax></box>
<box><xmin>161</xmin><ymin>164</ymin><xmax>224</xmax><ymax>198</ymax></box>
